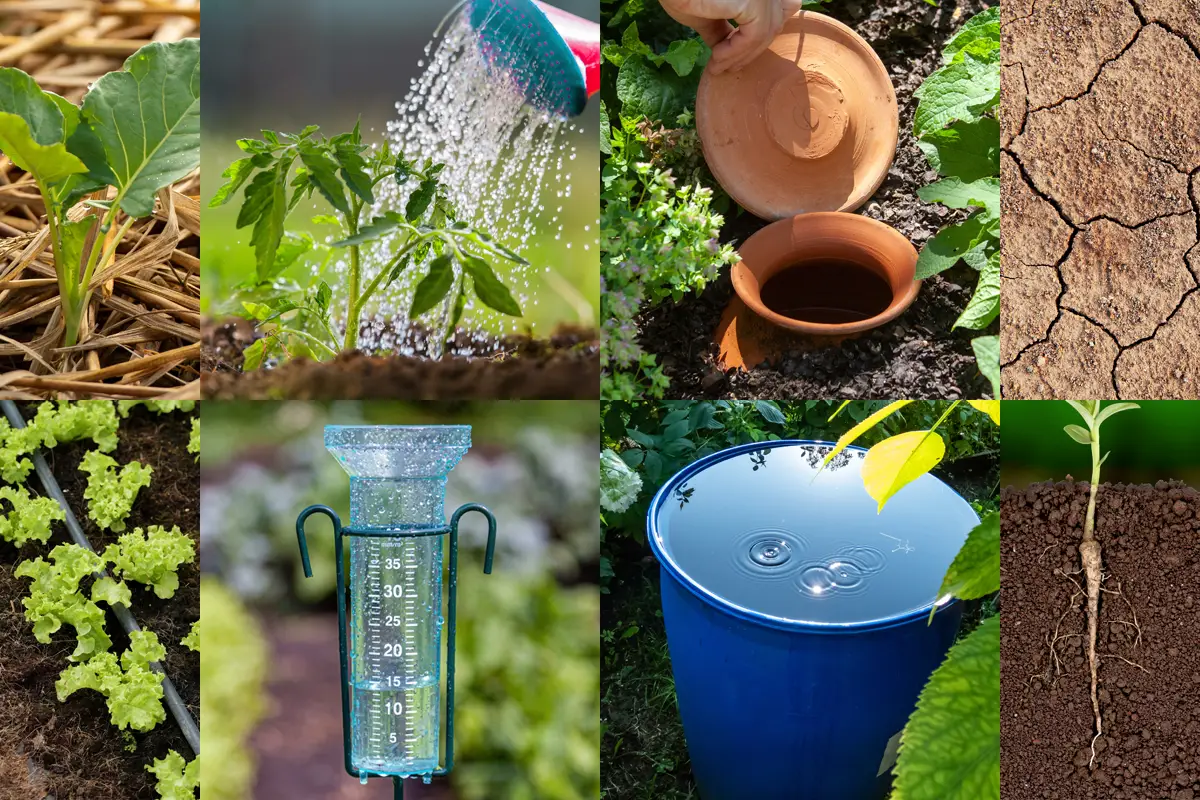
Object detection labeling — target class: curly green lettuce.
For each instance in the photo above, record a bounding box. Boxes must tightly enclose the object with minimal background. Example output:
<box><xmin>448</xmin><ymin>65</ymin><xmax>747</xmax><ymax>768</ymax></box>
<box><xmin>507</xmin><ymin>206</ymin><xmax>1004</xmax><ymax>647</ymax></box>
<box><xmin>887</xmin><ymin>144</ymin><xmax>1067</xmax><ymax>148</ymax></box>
<box><xmin>187</xmin><ymin>417</ymin><xmax>199</xmax><ymax>462</ymax></box>
<box><xmin>80</xmin><ymin>450</ymin><xmax>153</xmax><ymax>532</ymax></box>
<box><xmin>117</xmin><ymin>400</ymin><xmax>197</xmax><ymax>417</ymax></box>
<box><xmin>25</xmin><ymin>400</ymin><xmax>120</xmax><ymax>452</ymax></box>
<box><xmin>181</xmin><ymin>620</ymin><xmax>199</xmax><ymax>652</ymax></box>
<box><xmin>0</xmin><ymin>418</ymin><xmax>37</xmax><ymax>484</ymax></box>
<box><xmin>0</xmin><ymin>485</ymin><xmax>66</xmax><ymax>547</ymax></box>
<box><xmin>146</xmin><ymin>750</ymin><xmax>199</xmax><ymax>799</ymax></box>
<box><xmin>56</xmin><ymin>630</ymin><xmax>166</xmax><ymax>732</ymax></box>
<box><xmin>103</xmin><ymin>525</ymin><xmax>195</xmax><ymax>599</ymax></box>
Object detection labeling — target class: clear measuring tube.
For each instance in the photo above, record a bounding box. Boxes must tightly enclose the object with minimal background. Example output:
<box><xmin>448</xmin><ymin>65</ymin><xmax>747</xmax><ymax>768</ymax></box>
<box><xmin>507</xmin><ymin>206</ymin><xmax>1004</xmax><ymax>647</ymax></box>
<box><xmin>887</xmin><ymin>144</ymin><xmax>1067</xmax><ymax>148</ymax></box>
<box><xmin>325</xmin><ymin>425</ymin><xmax>473</xmax><ymax>780</ymax></box>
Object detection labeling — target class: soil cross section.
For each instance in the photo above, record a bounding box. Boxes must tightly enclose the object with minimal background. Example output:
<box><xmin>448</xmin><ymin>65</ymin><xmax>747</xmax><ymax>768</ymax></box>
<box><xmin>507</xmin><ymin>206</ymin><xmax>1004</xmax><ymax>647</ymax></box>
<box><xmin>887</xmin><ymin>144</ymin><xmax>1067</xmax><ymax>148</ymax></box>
<box><xmin>1000</xmin><ymin>0</ymin><xmax>1200</xmax><ymax>398</ymax></box>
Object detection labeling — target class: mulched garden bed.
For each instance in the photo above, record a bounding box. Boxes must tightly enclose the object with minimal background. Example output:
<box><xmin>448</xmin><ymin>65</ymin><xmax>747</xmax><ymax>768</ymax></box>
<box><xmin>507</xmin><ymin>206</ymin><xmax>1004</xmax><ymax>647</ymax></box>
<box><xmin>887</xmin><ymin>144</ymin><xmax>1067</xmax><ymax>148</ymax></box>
<box><xmin>200</xmin><ymin>319</ymin><xmax>599</xmax><ymax>399</ymax></box>
<box><xmin>0</xmin><ymin>407</ymin><xmax>198</xmax><ymax>800</ymax></box>
<box><xmin>638</xmin><ymin>0</ymin><xmax>995</xmax><ymax>399</ymax></box>
<box><xmin>1001</xmin><ymin>481</ymin><xmax>1200</xmax><ymax>800</ymax></box>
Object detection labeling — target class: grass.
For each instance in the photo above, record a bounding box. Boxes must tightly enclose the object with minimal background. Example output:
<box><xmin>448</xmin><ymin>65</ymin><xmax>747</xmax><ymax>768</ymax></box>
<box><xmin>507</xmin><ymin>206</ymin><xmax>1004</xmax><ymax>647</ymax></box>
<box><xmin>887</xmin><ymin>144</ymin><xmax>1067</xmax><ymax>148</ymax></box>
<box><xmin>199</xmin><ymin>132</ymin><xmax>599</xmax><ymax>337</ymax></box>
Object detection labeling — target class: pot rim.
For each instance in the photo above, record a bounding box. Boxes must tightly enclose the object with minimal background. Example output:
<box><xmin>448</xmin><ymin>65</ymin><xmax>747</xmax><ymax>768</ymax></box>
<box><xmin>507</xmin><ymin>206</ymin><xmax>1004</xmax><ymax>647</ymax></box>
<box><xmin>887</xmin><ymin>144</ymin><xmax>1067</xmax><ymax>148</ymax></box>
<box><xmin>731</xmin><ymin>212</ymin><xmax>921</xmax><ymax>336</ymax></box>
<box><xmin>646</xmin><ymin>439</ymin><xmax>964</xmax><ymax>635</ymax></box>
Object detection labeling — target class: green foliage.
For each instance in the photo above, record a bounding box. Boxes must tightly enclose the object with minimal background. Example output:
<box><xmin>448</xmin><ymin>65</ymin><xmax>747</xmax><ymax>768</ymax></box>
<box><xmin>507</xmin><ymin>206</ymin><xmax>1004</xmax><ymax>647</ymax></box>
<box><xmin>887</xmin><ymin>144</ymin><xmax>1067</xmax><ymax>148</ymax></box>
<box><xmin>0</xmin><ymin>485</ymin><xmax>65</xmax><ymax>547</ymax></box>
<box><xmin>15</xmin><ymin>543</ymin><xmax>126</xmax><ymax>661</ymax></box>
<box><xmin>0</xmin><ymin>40</ymin><xmax>199</xmax><ymax>347</ymax></box>
<box><xmin>146</xmin><ymin>750</ymin><xmax>198</xmax><ymax>800</ymax></box>
<box><xmin>117</xmin><ymin>400</ymin><xmax>196</xmax><ymax>417</ymax></box>
<box><xmin>0</xmin><ymin>418</ymin><xmax>36</xmax><ymax>484</ymax></box>
<box><xmin>103</xmin><ymin>525</ymin><xmax>196</xmax><ymax>599</ymax></box>
<box><xmin>181</xmin><ymin>619</ymin><xmax>199</xmax><ymax>652</ymax></box>
<box><xmin>935</xmin><ymin>511</ymin><xmax>1000</xmax><ymax>603</ymax></box>
<box><xmin>912</xmin><ymin>6</ymin><xmax>1000</xmax><ymax>395</ymax></box>
<box><xmin>453</xmin><ymin>569</ymin><xmax>599</xmax><ymax>800</ymax></box>
<box><xmin>80</xmin><ymin>450</ymin><xmax>152</xmax><ymax>532</ymax></box>
<box><xmin>188</xmin><ymin>417</ymin><xmax>200</xmax><ymax>461</ymax></box>
<box><xmin>25</xmin><ymin>399</ymin><xmax>120</xmax><ymax>452</ymax></box>
<box><xmin>211</xmin><ymin>123</ymin><xmax>525</xmax><ymax>360</ymax></box>
<box><xmin>601</xmin><ymin>1</ymin><xmax>708</xmax><ymax>125</ymax></box>
<box><xmin>56</xmin><ymin>630</ymin><xmax>167</xmax><ymax>732</ymax></box>
<box><xmin>199</xmin><ymin>578</ymin><xmax>267</xmax><ymax>800</ymax></box>
<box><xmin>601</xmin><ymin>113</ymin><xmax>737</xmax><ymax>400</ymax></box>
<box><xmin>600</xmin><ymin>448</ymin><xmax>642</xmax><ymax>513</ymax></box>
<box><xmin>893</xmin><ymin>615</ymin><xmax>999</xmax><ymax>800</ymax></box>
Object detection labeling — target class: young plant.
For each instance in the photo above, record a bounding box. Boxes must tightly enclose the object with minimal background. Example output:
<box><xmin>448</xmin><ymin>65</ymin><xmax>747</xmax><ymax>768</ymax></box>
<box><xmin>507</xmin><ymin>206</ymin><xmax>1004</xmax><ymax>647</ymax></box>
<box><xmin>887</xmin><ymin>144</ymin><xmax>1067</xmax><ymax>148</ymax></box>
<box><xmin>188</xmin><ymin>417</ymin><xmax>200</xmax><ymax>461</ymax></box>
<box><xmin>146</xmin><ymin>750</ymin><xmax>199</xmax><ymax>800</ymax></box>
<box><xmin>209</xmin><ymin>124</ymin><xmax>526</xmax><ymax>365</ymax></box>
<box><xmin>103</xmin><ymin>524</ymin><xmax>196</xmax><ymax>599</ymax></box>
<box><xmin>56</xmin><ymin>629</ymin><xmax>167</xmax><ymax>732</ymax></box>
<box><xmin>0</xmin><ymin>40</ymin><xmax>200</xmax><ymax>349</ymax></box>
<box><xmin>0</xmin><ymin>485</ymin><xmax>66</xmax><ymax>547</ymax></box>
<box><xmin>910</xmin><ymin>7</ymin><xmax>1001</xmax><ymax>395</ymax></box>
<box><xmin>0</xmin><ymin>418</ymin><xmax>38</xmax><ymax>484</ymax></box>
<box><xmin>181</xmin><ymin>620</ymin><xmax>199</xmax><ymax>653</ymax></box>
<box><xmin>1063</xmin><ymin>399</ymin><xmax>1140</xmax><ymax>764</ymax></box>
<box><xmin>117</xmin><ymin>400</ymin><xmax>196</xmax><ymax>417</ymax></box>
<box><xmin>80</xmin><ymin>451</ymin><xmax>153</xmax><ymax>532</ymax></box>
<box><xmin>16</xmin><ymin>543</ymin><xmax>130</xmax><ymax>661</ymax></box>
<box><xmin>25</xmin><ymin>399</ymin><xmax>120</xmax><ymax>452</ymax></box>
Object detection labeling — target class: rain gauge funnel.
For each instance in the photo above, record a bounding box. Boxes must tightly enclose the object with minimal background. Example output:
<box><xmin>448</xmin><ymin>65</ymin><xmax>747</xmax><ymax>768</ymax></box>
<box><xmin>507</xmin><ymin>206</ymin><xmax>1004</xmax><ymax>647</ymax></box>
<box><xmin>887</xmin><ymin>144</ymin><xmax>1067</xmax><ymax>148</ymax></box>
<box><xmin>468</xmin><ymin>0</ymin><xmax>600</xmax><ymax>118</ymax></box>
<box><xmin>296</xmin><ymin>426</ymin><xmax>498</xmax><ymax>799</ymax></box>
<box><xmin>648</xmin><ymin>441</ymin><xmax>978</xmax><ymax>799</ymax></box>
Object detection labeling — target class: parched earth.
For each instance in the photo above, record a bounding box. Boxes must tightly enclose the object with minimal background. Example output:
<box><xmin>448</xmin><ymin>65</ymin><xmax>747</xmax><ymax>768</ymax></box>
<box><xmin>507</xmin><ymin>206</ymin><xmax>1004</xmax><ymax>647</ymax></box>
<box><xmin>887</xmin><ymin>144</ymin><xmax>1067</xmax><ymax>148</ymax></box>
<box><xmin>1001</xmin><ymin>0</ymin><xmax>1200</xmax><ymax>398</ymax></box>
<box><xmin>1001</xmin><ymin>481</ymin><xmax>1200</xmax><ymax>799</ymax></box>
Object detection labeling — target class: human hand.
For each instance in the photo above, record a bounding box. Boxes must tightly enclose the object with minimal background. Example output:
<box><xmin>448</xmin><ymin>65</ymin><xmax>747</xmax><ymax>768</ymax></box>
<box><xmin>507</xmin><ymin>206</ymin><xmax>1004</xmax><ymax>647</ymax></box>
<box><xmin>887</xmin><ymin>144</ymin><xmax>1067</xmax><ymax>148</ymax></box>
<box><xmin>659</xmin><ymin>0</ymin><xmax>805</xmax><ymax>75</ymax></box>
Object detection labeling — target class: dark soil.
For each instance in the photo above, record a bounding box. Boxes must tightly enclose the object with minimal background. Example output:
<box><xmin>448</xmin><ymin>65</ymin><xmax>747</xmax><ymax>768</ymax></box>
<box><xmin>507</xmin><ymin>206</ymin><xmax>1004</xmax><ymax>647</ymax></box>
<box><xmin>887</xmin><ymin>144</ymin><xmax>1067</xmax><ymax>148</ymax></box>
<box><xmin>1001</xmin><ymin>481</ymin><xmax>1200</xmax><ymax>800</ymax></box>
<box><xmin>0</xmin><ymin>406</ymin><xmax>199</xmax><ymax>800</ymax></box>
<box><xmin>638</xmin><ymin>0</ymin><xmax>997</xmax><ymax>399</ymax></box>
<box><xmin>200</xmin><ymin>318</ymin><xmax>599</xmax><ymax>399</ymax></box>
<box><xmin>251</xmin><ymin>614</ymin><xmax>455</xmax><ymax>800</ymax></box>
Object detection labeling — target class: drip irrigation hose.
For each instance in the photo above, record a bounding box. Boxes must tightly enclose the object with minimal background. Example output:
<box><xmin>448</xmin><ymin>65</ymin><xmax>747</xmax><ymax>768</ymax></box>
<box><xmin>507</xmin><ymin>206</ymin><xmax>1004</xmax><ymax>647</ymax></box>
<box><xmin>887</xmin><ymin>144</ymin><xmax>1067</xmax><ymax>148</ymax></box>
<box><xmin>0</xmin><ymin>400</ymin><xmax>200</xmax><ymax>758</ymax></box>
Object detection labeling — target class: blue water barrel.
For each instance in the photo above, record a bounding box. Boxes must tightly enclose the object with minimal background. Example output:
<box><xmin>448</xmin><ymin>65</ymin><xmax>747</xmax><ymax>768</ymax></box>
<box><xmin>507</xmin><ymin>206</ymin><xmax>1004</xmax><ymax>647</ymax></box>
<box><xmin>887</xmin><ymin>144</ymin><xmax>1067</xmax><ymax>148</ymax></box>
<box><xmin>647</xmin><ymin>440</ymin><xmax>978</xmax><ymax>799</ymax></box>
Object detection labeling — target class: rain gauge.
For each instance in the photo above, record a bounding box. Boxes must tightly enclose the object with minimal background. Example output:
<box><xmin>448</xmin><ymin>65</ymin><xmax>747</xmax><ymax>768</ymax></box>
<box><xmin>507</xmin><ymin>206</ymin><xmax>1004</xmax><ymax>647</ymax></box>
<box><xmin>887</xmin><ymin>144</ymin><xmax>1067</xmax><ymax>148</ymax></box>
<box><xmin>296</xmin><ymin>426</ymin><xmax>497</xmax><ymax>798</ymax></box>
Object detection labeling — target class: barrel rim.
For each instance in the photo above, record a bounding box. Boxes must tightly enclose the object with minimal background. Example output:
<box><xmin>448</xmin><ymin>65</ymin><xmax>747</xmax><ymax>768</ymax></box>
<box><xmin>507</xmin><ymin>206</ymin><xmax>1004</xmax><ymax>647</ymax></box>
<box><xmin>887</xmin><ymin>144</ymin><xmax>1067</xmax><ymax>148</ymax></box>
<box><xmin>646</xmin><ymin>438</ymin><xmax>975</xmax><ymax>633</ymax></box>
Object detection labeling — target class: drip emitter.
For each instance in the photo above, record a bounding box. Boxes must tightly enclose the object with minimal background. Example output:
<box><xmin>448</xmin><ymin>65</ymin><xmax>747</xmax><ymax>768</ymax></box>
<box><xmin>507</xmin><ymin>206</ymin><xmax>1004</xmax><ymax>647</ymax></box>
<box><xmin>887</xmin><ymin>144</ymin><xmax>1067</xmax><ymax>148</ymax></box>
<box><xmin>295</xmin><ymin>426</ymin><xmax>497</xmax><ymax>799</ymax></box>
<box><xmin>468</xmin><ymin>0</ymin><xmax>600</xmax><ymax>118</ymax></box>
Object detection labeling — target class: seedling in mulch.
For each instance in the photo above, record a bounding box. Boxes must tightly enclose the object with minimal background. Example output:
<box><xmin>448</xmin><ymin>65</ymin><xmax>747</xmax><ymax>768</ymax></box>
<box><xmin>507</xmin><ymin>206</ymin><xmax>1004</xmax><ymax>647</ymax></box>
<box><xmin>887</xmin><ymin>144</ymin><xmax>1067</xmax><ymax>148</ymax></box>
<box><xmin>1059</xmin><ymin>400</ymin><xmax>1142</xmax><ymax>767</ymax></box>
<box><xmin>0</xmin><ymin>39</ymin><xmax>199</xmax><ymax>349</ymax></box>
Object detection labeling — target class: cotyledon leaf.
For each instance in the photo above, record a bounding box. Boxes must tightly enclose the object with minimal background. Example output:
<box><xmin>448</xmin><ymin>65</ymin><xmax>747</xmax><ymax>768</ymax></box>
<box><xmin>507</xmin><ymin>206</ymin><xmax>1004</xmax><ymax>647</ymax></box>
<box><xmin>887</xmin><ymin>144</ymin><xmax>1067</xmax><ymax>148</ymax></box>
<box><xmin>80</xmin><ymin>39</ymin><xmax>200</xmax><ymax>218</ymax></box>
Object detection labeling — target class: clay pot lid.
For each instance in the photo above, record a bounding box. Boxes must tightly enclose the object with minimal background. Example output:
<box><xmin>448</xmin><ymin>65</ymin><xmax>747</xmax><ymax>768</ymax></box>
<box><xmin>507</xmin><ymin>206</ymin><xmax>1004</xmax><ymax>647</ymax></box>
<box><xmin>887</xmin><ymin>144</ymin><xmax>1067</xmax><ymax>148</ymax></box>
<box><xmin>696</xmin><ymin>11</ymin><xmax>897</xmax><ymax>220</ymax></box>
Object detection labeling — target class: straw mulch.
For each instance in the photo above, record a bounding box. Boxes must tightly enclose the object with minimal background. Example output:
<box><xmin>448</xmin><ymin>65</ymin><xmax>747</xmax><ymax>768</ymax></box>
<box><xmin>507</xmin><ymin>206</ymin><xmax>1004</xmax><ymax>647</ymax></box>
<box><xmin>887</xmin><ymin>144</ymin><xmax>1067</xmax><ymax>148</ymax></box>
<box><xmin>0</xmin><ymin>0</ymin><xmax>200</xmax><ymax>399</ymax></box>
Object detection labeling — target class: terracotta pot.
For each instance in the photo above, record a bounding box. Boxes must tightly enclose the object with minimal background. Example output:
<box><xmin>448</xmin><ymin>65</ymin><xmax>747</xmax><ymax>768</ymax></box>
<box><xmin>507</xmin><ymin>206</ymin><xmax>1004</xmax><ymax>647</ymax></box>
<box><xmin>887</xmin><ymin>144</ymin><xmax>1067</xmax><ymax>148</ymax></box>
<box><xmin>696</xmin><ymin>11</ymin><xmax>897</xmax><ymax>219</ymax></box>
<box><xmin>732</xmin><ymin>212</ymin><xmax>919</xmax><ymax>336</ymax></box>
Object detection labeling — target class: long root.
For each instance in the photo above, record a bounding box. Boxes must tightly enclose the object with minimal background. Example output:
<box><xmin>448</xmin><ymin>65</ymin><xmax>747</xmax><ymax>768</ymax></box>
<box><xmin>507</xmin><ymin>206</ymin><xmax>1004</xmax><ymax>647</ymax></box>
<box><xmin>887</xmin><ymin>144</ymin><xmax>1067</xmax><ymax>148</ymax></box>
<box><xmin>1080</xmin><ymin>538</ymin><xmax>1103</xmax><ymax>767</ymax></box>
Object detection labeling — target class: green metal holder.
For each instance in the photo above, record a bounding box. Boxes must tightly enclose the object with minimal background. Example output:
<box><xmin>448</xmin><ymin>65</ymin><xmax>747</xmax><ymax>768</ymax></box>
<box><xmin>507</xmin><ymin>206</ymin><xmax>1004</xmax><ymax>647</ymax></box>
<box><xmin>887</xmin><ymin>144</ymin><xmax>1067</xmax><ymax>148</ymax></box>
<box><xmin>296</xmin><ymin>503</ymin><xmax>497</xmax><ymax>800</ymax></box>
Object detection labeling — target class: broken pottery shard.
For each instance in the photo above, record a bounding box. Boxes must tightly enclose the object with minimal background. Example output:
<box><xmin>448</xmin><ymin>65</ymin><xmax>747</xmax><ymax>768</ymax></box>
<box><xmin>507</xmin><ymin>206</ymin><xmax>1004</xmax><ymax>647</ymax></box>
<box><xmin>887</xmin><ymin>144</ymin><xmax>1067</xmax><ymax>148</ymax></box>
<box><xmin>1003</xmin><ymin>311</ymin><xmax>1118</xmax><ymax>399</ymax></box>
<box><xmin>1061</xmin><ymin>215</ymin><xmax>1198</xmax><ymax>346</ymax></box>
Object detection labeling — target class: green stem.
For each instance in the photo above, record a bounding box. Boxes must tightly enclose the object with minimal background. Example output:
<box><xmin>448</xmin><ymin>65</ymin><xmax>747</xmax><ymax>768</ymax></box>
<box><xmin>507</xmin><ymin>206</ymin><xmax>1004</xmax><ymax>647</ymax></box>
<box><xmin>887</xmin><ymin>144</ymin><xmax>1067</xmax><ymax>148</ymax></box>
<box><xmin>1084</xmin><ymin>426</ymin><xmax>1100</xmax><ymax>545</ymax></box>
<box><xmin>343</xmin><ymin>198</ymin><xmax>363</xmax><ymax>352</ymax></box>
<box><xmin>278</xmin><ymin>326</ymin><xmax>339</xmax><ymax>359</ymax></box>
<box><xmin>351</xmin><ymin>234</ymin><xmax>425</xmax><ymax>321</ymax></box>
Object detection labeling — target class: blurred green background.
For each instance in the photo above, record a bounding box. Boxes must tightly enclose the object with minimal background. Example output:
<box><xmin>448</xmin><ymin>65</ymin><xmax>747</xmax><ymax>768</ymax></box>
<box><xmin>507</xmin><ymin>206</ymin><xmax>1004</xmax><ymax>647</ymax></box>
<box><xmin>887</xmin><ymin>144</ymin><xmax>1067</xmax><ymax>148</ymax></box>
<box><xmin>200</xmin><ymin>0</ymin><xmax>599</xmax><ymax>334</ymax></box>
<box><xmin>199</xmin><ymin>401</ymin><xmax>600</xmax><ymax>800</ymax></box>
<box><xmin>1001</xmin><ymin>400</ymin><xmax>1200</xmax><ymax>488</ymax></box>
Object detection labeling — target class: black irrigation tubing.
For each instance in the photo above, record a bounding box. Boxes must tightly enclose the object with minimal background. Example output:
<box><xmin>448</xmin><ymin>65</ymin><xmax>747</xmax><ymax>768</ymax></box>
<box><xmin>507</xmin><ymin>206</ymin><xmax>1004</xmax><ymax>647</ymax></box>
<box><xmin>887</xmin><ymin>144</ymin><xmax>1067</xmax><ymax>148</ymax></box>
<box><xmin>0</xmin><ymin>400</ymin><xmax>200</xmax><ymax>758</ymax></box>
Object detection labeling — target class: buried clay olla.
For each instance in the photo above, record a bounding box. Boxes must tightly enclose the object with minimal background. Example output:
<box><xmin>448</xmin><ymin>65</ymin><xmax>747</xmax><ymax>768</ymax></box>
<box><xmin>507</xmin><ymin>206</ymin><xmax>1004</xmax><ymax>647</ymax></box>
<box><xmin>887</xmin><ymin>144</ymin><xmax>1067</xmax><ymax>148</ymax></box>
<box><xmin>696</xmin><ymin>11</ymin><xmax>898</xmax><ymax>219</ymax></box>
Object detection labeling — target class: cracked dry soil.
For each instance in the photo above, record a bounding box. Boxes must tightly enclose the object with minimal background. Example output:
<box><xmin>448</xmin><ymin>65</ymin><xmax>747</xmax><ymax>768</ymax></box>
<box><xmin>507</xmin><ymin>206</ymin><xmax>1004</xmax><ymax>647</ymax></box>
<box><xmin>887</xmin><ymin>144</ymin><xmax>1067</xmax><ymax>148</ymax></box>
<box><xmin>1001</xmin><ymin>481</ymin><xmax>1200</xmax><ymax>799</ymax></box>
<box><xmin>1001</xmin><ymin>0</ymin><xmax>1200</xmax><ymax>398</ymax></box>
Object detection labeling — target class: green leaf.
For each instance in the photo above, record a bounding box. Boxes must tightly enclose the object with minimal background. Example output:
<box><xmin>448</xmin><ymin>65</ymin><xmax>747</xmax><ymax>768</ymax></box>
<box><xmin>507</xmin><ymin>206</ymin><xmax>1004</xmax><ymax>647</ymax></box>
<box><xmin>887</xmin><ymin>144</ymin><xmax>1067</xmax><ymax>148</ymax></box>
<box><xmin>754</xmin><ymin>400</ymin><xmax>786</xmax><ymax>425</ymax></box>
<box><xmin>410</xmin><ymin>254</ymin><xmax>455</xmax><ymax>318</ymax></box>
<box><xmin>916</xmin><ymin>117</ymin><xmax>1000</xmax><ymax>182</ymax></box>
<box><xmin>448</xmin><ymin>280</ymin><xmax>467</xmax><ymax>332</ymax></box>
<box><xmin>912</xmin><ymin>49</ymin><xmax>999</xmax><ymax>137</ymax></box>
<box><xmin>246</xmin><ymin>157</ymin><xmax>292</xmax><ymax>280</ymax></box>
<box><xmin>599</xmin><ymin>101</ymin><xmax>612</xmax><ymax>156</ymax></box>
<box><xmin>819</xmin><ymin>400</ymin><xmax>914</xmax><ymax>469</ymax></box>
<box><xmin>861</xmin><ymin>430</ymin><xmax>946</xmax><ymax>512</ymax></box>
<box><xmin>971</xmin><ymin>336</ymin><xmax>999</xmax><ymax>397</ymax></box>
<box><xmin>209</xmin><ymin>157</ymin><xmax>255</xmax><ymax>207</ymax></box>
<box><xmin>918</xmin><ymin>177</ymin><xmax>1000</xmax><ymax>223</ymax></box>
<box><xmin>616</xmin><ymin>55</ymin><xmax>699</xmax><ymax>123</ymax></box>
<box><xmin>892</xmin><ymin>615</ymin><xmax>999</xmax><ymax>800</ymax></box>
<box><xmin>332</xmin><ymin>213</ymin><xmax>404</xmax><ymax>247</ymax></box>
<box><xmin>57</xmin><ymin>218</ymin><xmax>94</xmax><ymax>281</ymax></box>
<box><xmin>1094</xmin><ymin>401</ymin><xmax>1140</xmax><ymax>427</ymax></box>
<box><xmin>405</xmin><ymin>177</ymin><xmax>437</xmax><ymax>222</ymax></box>
<box><xmin>241</xmin><ymin>339</ymin><xmax>267</xmax><ymax>371</ymax></box>
<box><xmin>0</xmin><ymin>67</ymin><xmax>68</xmax><ymax>144</ymax></box>
<box><xmin>659</xmin><ymin>38</ymin><xmax>710</xmax><ymax>77</ymax></box>
<box><xmin>935</xmin><ymin>511</ymin><xmax>999</xmax><ymax>601</ymax></box>
<box><xmin>334</xmin><ymin>142</ymin><xmax>374</xmax><ymax>204</ymax></box>
<box><xmin>1063</xmin><ymin>424</ymin><xmax>1091</xmax><ymax>445</ymax></box>
<box><xmin>266</xmin><ymin>232</ymin><xmax>313</xmax><ymax>280</ymax></box>
<box><xmin>953</xmin><ymin>254</ymin><xmax>999</xmax><ymax>330</ymax></box>
<box><xmin>1066</xmin><ymin>400</ymin><xmax>1095</xmax><ymax>425</ymax></box>
<box><xmin>299</xmin><ymin>144</ymin><xmax>349</xmax><ymax>215</ymax></box>
<box><xmin>0</xmin><ymin>112</ymin><xmax>88</xmax><ymax>185</ymax></box>
<box><xmin>941</xmin><ymin>6</ymin><xmax>1000</xmax><ymax>64</ymax></box>
<box><xmin>915</xmin><ymin>216</ymin><xmax>986</xmax><ymax>279</ymax></box>
<box><xmin>461</xmin><ymin>253</ymin><xmax>521</xmax><ymax>316</ymax></box>
<box><xmin>80</xmin><ymin>39</ymin><xmax>200</xmax><ymax>217</ymax></box>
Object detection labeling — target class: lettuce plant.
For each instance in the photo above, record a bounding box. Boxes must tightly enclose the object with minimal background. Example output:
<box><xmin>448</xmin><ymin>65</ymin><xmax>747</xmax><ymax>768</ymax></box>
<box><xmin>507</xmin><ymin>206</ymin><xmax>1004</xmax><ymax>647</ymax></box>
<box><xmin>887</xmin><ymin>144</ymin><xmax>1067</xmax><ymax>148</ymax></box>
<box><xmin>188</xmin><ymin>418</ymin><xmax>199</xmax><ymax>461</ymax></box>
<box><xmin>0</xmin><ymin>485</ymin><xmax>66</xmax><ymax>547</ymax></box>
<box><xmin>0</xmin><ymin>40</ymin><xmax>200</xmax><ymax>348</ymax></box>
<box><xmin>25</xmin><ymin>399</ymin><xmax>119</xmax><ymax>452</ymax></box>
<box><xmin>210</xmin><ymin>124</ymin><xmax>527</xmax><ymax>365</ymax></box>
<box><xmin>80</xmin><ymin>450</ymin><xmax>153</xmax><ymax>532</ymax></box>
<box><xmin>15</xmin><ymin>543</ymin><xmax>130</xmax><ymax>661</ymax></box>
<box><xmin>146</xmin><ymin>750</ymin><xmax>199</xmax><ymax>800</ymax></box>
<box><xmin>117</xmin><ymin>400</ymin><xmax>196</xmax><ymax>417</ymax></box>
<box><xmin>103</xmin><ymin>524</ymin><xmax>195</xmax><ymax>599</ymax></box>
<box><xmin>181</xmin><ymin>619</ymin><xmax>199</xmax><ymax>652</ymax></box>
<box><xmin>0</xmin><ymin>418</ymin><xmax>37</xmax><ymax>484</ymax></box>
<box><xmin>56</xmin><ymin>629</ymin><xmax>166</xmax><ymax>732</ymax></box>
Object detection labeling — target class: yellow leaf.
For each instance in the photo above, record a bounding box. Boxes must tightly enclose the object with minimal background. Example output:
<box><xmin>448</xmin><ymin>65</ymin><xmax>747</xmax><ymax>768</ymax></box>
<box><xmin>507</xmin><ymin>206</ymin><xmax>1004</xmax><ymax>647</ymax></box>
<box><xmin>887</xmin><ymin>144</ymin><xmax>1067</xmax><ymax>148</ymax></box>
<box><xmin>819</xmin><ymin>400</ymin><xmax>913</xmax><ymax>472</ymax></box>
<box><xmin>862</xmin><ymin>430</ymin><xmax>946</xmax><ymax>512</ymax></box>
<box><xmin>966</xmin><ymin>400</ymin><xmax>999</xmax><ymax>425</ymax></box>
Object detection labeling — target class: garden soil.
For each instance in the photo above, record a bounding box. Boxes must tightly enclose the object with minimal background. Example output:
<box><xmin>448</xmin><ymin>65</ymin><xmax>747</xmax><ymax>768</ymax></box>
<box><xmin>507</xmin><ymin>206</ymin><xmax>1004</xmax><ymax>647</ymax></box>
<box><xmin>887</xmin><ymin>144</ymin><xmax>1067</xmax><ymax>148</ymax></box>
<box><xmin>1001</xmin><ymin>1</ymin><xmax>1200</xmax><ymax>398</ymax></box>
<box><xmin>0</xmin><ymin>408</ymin><xmax>198</xmax><ymax>800</ymax></box>
<box><xmin>1001</xmin><ymin>481</ymin><xmax>1200</xmax><ymax>800</ymax></box>
<box><xmin>200</xmin><ymin>318</ymin><xmax>599</xmax><ymax>399</ymax></box>
<box><xmin>637</xmin><ymin>0</ymin><xmax>996</xmax><ymax>399</ymax></box>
